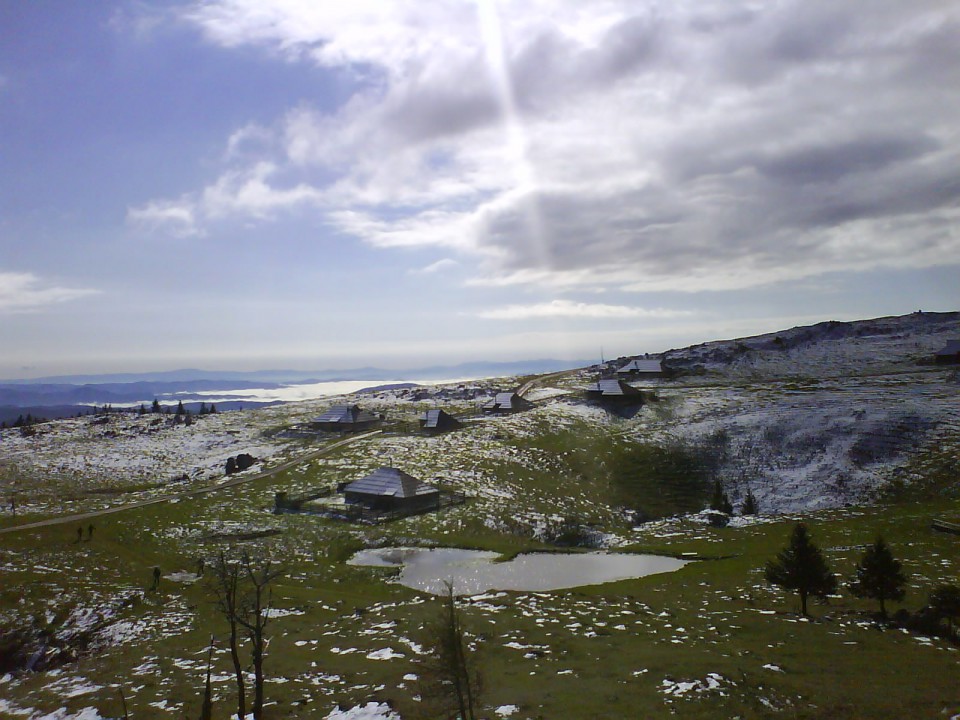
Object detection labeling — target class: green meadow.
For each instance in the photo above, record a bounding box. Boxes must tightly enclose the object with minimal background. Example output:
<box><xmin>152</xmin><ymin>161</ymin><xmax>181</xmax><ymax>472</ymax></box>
<box><xmin>2</xmin><ymin>397</ymin><xmax>959</xmax><ymax>719</ymax></box>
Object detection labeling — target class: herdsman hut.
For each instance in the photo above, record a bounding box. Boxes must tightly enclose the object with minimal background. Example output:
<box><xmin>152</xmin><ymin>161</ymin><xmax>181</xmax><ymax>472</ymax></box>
<box><xmin>342</xmin><ymin>467</ymin><xmax>440</xmax><ymax>513</ymax></box>
<box><xmin>617</xmin><ymin>358</ymin><xmax>666</xmax><ymax>377</ymax></box>
<box><xmin>419</xmin><ymin>408</ymin><xmax>462</xmax><ymax>434</ymax></box>
<box><xmin>585</xmin><ymin>378</ymin><xmax>643</xmax><ymax>406</ymax></box>
<box><xmin>934</xmin><ymin>340</ymin><xmax>960</xmax><ymax>365</ymax></box>
<box><xmin>310</xmin><ymin>404</ymin><xmax>380</xmax><ymax>432</ymax></box>
<box><xmin>482</xmin><ymin>392</ymin><xmax>534</xmax><ymax>414</ymax></box>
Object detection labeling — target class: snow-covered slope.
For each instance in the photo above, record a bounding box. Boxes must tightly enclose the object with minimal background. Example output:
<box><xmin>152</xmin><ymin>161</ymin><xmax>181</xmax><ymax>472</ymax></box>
<box><xmin>661</xmin><ymin>311</ymin><xmax>960</xmax><ymax>379</ymax></box>
<box><xmin>623</xmin><ymin>312</ymin><xmax>960</xmax><ymax>512</ymax></box>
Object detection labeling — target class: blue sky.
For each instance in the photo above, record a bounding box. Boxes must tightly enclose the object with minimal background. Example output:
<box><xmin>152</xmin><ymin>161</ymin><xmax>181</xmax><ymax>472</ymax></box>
<box><xmin>2</xmin><ymin>1</ymin><xmax>958</xmax><ymax>378</ymax></box>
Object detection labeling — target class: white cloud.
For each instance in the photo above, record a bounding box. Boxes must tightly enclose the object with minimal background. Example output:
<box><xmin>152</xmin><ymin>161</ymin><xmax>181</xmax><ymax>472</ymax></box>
<box><xmin>0</xmin><ymin>272</ymin><xmax>100</xmax><ymax>313</ymax></box>
<box><xmin>164</xmin><ymin>0</ymin><xmax>960</xmax><ymax>292</ymax></box>
<box><xmin>128</xmin><ymin>163</ymin><xmax>325</xmax><ymax>233</ymax></box>
<box><xmin>127</xmin><ymin>198</ymin><xmax>201</xmax><ymax>237</ymax></box>
<box><xmin>200</xmin><ymin>162</ymin><xmax>324</xmax><ymax>219</ymax></box>
<box><xmin>412</xmin><ymin>258</ymin><xmax>459</xmax><ymax>275</ymax></box>
<box><xmin>477</xmin><ymin>299</ymin><xmax>692</xmax><ymax>321</ymax></box>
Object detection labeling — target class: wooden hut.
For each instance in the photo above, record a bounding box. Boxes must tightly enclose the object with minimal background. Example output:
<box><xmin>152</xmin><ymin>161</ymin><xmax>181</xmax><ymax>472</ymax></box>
<box><xmin>310</xmin><ymin>404</ymin><xmax>380</xmax><ymax>432</ymax></box>
<box><xmin>342</xmin><ymin>467</ymin><xmax>440</xmax><ymax>513</ymax></box>
<box><xmin>617</xmin><ymin>358</ymin><xmax>665</xmax><ymax>377</ymax></box>
<box><xmin>584</xmin><ymin>378</ymin><xmax>643</xmax><ymax>405</ymax></box>
<box><xmin>934</xmin><ymin>340</ymin><xmax>960</xmax><ymax>365</ymax></box>
<box><xmin>419</xmin><ymin>408</ymin><xmax>462</xmax><ymax>434</ymax></box>
<box><xmin>482</xmin><ymin>391</ymin><xmax>533</xmax><ymax>414</ymax></box>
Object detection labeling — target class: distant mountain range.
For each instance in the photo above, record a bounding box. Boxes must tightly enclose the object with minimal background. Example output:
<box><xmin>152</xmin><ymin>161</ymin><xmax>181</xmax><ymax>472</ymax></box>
<box><xmin>0</xmin><ymin>358</ymin><xmax>592</xmax><ymax>422</ymax></box>
<box><xmin>0</xmin><ymin>359</ymin><xmax>590</xmax><ymax>386</ymax></box>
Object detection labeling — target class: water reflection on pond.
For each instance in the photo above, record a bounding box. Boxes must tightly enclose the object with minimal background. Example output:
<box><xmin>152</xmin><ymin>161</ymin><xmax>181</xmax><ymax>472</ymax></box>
<box><xmin>347</xmin><ymin>547</ymin><xmax>689</xmax><ymax>595</ymax></box>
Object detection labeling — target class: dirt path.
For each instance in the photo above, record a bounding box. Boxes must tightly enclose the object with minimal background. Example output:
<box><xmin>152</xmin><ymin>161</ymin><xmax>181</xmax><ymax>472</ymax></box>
<box><xmin>0</xmin><ymin>430</ymin><xmax>382</xmax><ymax>535</ymax></box>
<box><xmin>517</xmin><ymin>369</ymin><xmax>578</xmax><ymax>397</ymax></box>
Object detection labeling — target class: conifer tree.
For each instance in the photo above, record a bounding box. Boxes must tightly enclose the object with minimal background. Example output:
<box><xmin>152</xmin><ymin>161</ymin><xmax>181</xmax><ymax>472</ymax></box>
<box><xmin>848</xmin><ymin>536</ymin><xmax>906</xmax><ymax>618</ymax></box>
<box><xmin>151</xmin><ymin>398</ymin><xmax>161</xmax><ymax>414</ymax></box>
<box><xmin>175</xmin><ymin>400</ymin><xmax>185</xmax><ymax>416</ymax></box>
<box><xmin>741</xmin><ymin>488</ymin><xmax>759</xmax><ymax>515</ymax></box>
<box><xmin>765</xmin><ymin>523</ymin><xmax>837</xmax><ymax>615</ymax></box>
<box><xmin>710</xmin><ymin>479</ymin><xmax>733</xmax><ymax>514</ymax></box>
<box><xmin>929</xmin><ymin>584</ymin><xmax>960</xmax><ymax>636</ymax></box>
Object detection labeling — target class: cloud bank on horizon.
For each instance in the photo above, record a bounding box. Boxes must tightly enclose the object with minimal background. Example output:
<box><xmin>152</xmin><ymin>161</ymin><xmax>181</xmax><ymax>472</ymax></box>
<box><xmin>1</xmin><ymin>1</ymin><xmax>958</xmax><ymax>376</ymax></box>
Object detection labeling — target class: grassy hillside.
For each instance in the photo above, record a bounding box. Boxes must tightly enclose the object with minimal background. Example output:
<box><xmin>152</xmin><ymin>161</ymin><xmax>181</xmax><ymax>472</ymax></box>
<box><xmin>2</xmin><ymin>313</ymin><xmax>959</xmax><ymax>718</ymax></box>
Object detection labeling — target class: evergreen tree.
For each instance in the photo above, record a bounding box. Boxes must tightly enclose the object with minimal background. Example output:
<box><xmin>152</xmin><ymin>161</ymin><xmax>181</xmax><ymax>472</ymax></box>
<box><xmin>151</xmin><ymin>398</ymin><xmax>161</xmax><ymax>414</ymax></box>
<box><xmin>176</xmin><ymin>400</ymin><xmax>185</xmax><ymax>417</ymax></box>
<box><xmin>741</xmin><ymin>488</ymin><xmax>759</xmax><ymax>515</ymax></box>
<box><xmin>848</xmin><ymin>536</ymin><xmax>906</xmax><ymax>618</ymax></box>
<box><xmin>929</xmin><ymin>584</ymin><xmax>960</xmax><ymax>636</ymax></box>
<box><xmin>209</xmin><ymin>404</ymin><xmax>217</xmax><ymax>414</ymax></box>
<box><xmin>138</xmin><ymin>404</ymin><xmax>146</xmax><ymax>416</ymax></box>
<box><xmin>199</xmin><ymin>402</ymin><xmax>208</xmax><ymax>415</ymax></box>
<box><xmin>709</xmin><ymin>479</ymin><xmax>733</xmax><ymax>514</ymax></box>
<box><xmin>765</xmin><ymin>523</ymin><xmax>837</xmax><ymax>615</ymax></box>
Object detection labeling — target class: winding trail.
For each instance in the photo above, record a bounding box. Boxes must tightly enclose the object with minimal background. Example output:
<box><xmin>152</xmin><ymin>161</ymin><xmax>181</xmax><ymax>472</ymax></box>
<box><xmin>0</xmin><ymin>430</ymin><xmax>382</xmax><ymax>535</ymax></box>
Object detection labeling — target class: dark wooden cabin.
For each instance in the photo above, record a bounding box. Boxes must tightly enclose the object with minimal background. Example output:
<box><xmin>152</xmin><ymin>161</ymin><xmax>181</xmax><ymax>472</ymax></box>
<box><xmin>419</xmin><ymin>408</ymin><xmax>462</xmax><ymax>434</ymax></box>
<box><xmin>934</xmin><ymin>340</ymin><xmax>960</xmax><ymax>365</ymax></box>
<box><xmin>342</xmin><ymin>467</ymin><xmax>440</xmax><ymax>513</ymax></box>
<box><xmin>310</xmin><ymin>404</ymin><xmax>380</xmax><ymax>432</ymax></box>
<box><xmin>584</xmin><ymin>378</ymin><xmax>643</xmax><ymax>405</ymax></box>
<box><xmin>617</xmin><ymin>358</ymin><xmax>665</xmax><ymax>377</ymax></box>
<box><xmin>482</xmin><ymin>391</ymin><xmax>534</xmax><ymax>414</ymax></box>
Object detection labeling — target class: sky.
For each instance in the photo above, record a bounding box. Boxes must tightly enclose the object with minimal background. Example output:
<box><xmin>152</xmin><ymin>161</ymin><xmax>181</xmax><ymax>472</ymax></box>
<box><xmin>1</xmin><ymin>1</ymin><xmax>959</xmax><ymax>379</ymax></box>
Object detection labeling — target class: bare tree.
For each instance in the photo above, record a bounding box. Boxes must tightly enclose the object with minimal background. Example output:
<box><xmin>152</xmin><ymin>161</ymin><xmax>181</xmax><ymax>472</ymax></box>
<box><xmin>200</xmin><ymin>635</ymin><xmax>214</xmax><ymax>720</ymax></box>
<box><xmin>236</xmin><ymin>553</ymin><xmax>283</xmax><ymax>720</ymax></box>
<box><xmin>209</xmin><ymin>553</ymin><xmax>246</xmax><ymax>720</ymax></box>
<box><xmin>418</xmin><ymin>581</ymin><xmax>481</xmax><ymax>720</ymax></box>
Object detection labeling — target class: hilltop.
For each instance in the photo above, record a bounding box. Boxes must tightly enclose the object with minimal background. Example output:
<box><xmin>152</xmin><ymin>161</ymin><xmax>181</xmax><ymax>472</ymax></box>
<box><xmin>0</xmin><ymin>311</ymin><xmax>958</xmax><ymax>719</ymax></box>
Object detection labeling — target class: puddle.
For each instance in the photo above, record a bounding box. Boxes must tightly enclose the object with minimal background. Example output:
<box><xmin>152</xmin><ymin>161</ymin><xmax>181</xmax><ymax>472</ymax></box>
<box><xmin>348</xmin><ymin>547</ymin><xmax>689</xmax><ymax>595</ymax></box>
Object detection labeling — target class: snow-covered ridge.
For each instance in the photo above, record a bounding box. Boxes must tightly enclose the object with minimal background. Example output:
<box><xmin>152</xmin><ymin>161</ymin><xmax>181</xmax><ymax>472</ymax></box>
<box><xmin>661</xmin><ymin>311</ymin><xmax>960</xmax><ymax>379</ymax></box>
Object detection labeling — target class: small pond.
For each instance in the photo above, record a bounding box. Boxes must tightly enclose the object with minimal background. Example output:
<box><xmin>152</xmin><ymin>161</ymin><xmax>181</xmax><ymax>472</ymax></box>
<box><xmin>347</xmin><ymin>547</ymin><xmax>689</xmax><ymax>595</ymax></box>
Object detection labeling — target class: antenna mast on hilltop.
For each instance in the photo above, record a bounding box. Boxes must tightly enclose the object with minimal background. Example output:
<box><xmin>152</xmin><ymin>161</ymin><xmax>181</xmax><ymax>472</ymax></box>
<box><xmin>600</xmin><ymin>346</ymin><xmax>605</xmax><ymax>365</ymax></box>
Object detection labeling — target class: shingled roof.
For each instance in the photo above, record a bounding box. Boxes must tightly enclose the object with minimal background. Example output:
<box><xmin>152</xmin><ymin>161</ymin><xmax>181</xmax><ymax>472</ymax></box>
<box><xmin>936</xmin><ymin>340</ymin><xmax>960</xmax><ymax>356</ymax></box>
<box><xmin>617</xmin><ymin>358</ymin><xmax>663</xmax><ymax>374</ymax></box>
<box><xmin>482</xmin><ymin>392</ymin><xmax>533</xmax><ymax>413</ymax></box>
<box><xmin>343</xmin><ymin>467</ymin><xmax>439</xmax><ymax>498</ymax></box>
<box><xmin>311</xmin><ymin>404</ymin><xmax>378</xmax><ymax>426</ymax></box>
<box><xmin>587</xmin><ymin>378</ymin><xmax>642</xmax><ymax>398</ymax></box>
<box><xmin>420</xmin><ymin>408</ymin><xmax>461</xmax><ymax>430</ymax></box>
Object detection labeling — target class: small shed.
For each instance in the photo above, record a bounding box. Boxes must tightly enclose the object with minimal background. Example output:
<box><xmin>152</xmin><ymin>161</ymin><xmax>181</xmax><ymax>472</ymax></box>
<box><xmin>420</xmin><ymin>408</ymin><xmax>462</xmax><ymax>434</ymax></box>
<box><xmin>617</xmin><ymin>358</ymin><xmax>665</xmax><ymax>376</ymax></box>
<box><xmin>585</xmin><ymin>378</ymin><xmax>643</xmax><ymax>404</ymax></box>
<box><xmin>310</xmin><ymin>404</ymin><xmax>380</xmax><ymax>432</ymax></box>
<box><xmin>343</xmin><ymin>467</ymin><xmax>440</xmax><ymax>513</ymax></box>
<box><xmin>934</xmin><ymin>340</ymin><xmax>960</xmax><ymax>365</ymax></box>
<box><xmin>482</xmin><ymin>391</ymin><xmax>534</xmax><ymax>414</ymax></box>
